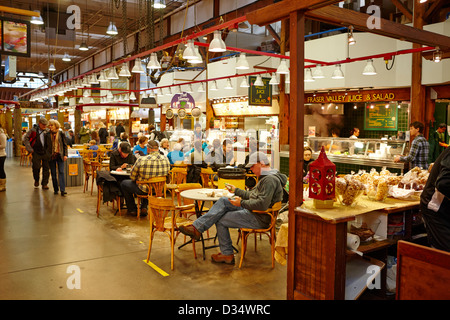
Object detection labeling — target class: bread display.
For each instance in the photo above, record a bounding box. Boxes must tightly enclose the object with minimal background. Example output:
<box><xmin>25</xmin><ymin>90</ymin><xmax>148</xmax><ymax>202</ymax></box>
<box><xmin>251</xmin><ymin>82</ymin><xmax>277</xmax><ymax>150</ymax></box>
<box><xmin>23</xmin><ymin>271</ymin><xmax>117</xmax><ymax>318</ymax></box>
<box><xmin>335</xmin><ymin>175</ymin><xmax>365</xmax><ymax>206</ymax></box>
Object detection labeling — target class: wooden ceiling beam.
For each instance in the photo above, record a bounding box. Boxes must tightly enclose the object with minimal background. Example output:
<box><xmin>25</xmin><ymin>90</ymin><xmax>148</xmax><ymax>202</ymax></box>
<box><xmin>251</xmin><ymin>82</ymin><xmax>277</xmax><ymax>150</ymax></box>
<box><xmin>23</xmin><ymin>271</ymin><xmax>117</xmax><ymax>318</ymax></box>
<box><xmin>246</xmin><ymin>0</ymin><xmax>342</xmax><ymax>26</ymax></box>
<box><xmin>391</xmin><ymin>0</ymin><xmax>412</xmax><ymax>21</ymax></box>
<box><xmin>305</xmin><ymin>5</ymin><xmax>450</xmax><ymax>50</ymax></box>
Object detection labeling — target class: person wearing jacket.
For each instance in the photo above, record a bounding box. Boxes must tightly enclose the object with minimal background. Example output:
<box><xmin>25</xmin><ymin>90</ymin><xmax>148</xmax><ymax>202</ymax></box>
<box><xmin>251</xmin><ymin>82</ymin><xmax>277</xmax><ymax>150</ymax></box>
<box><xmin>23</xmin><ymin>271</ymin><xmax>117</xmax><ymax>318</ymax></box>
<box><xmin>179</xmin><ymin>151</ymin><xmax>287</xmax><ymax>265</ymax></box>
<box><xmin>23</xmin><ymin>118</ymin><xmax>52</xmax><ymax>189</ymax></box>
<box><xmin>47</xmin><ymin>120</ymin><xmax>68</xmax><ymax>196</ymax></box>
<box><xmin>79</xmin><ymin>122</ymin><xmax>91</xmax><ymax>144</ymax></box>
<box><xmin>420</xmin><ymin>146</ymin><xmax>450</xmax><ymax>252</ymax></box>
<box><xmin>428</xmin><ymin>123</ymin><xmax>447</xmax><ymax>164</ymax></box>
<box><xmin>0</xmin><ymin>124</ymin><xmax>6</xmax><ymax>191</ymax></box>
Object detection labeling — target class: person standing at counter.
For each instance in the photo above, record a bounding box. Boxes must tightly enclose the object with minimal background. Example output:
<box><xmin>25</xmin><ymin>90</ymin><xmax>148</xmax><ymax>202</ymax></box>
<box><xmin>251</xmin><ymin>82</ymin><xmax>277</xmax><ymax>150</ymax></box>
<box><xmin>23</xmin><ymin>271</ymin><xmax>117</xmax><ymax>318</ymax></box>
<box><xmin>303</xmin><ymin>146</ymin><xmax>313</xmax><ymax>176</ymax></box>
<box><xmin>428</xmin><ymin>123</ymin><xmax>447</xmax><ymax>163</ymax></box>
<box><xmin>420</xmin><ymin>145</ymin><xmax>450</xmax><ymax>252</ymax></box>
<box><xmin>349</xmin><ymin>128</ymin><xmax>360</xmax><ymax>139</ymax></box>
<box><xmin>394</xmin><ymin>121</ymin><xmax>429</xmax><ymax>169</ymax></box>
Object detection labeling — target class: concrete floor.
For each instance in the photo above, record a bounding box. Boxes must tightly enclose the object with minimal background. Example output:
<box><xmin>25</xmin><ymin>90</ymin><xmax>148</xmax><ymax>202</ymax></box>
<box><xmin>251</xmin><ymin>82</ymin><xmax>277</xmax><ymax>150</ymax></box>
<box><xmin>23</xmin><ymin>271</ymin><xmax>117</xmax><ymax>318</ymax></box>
<box><xmin>0</xmin><ymin>157</ymin><xmax>287</xmax><ymax>300</ymax></box>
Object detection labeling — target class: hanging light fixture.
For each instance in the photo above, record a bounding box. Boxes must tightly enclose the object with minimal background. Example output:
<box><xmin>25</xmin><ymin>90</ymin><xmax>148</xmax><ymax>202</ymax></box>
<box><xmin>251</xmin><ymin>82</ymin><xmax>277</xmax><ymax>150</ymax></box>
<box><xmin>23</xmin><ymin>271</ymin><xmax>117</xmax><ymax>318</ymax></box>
<box><xmin>149</xmin><ymin>90</ymin><xmax>156</xmax><ymax>98</ymax></box>
<box><xmin>253</xmin><ymin>74</ymin><xmax>264</xmax><ymax>87</ymax></box>
<box><xmin>186</xmin><ymin>84</ymin><xmax>194</xmax><ymax>93</ymax></box>
<box><xmin>165</xmin><ymin>87</ymin><xmax>173</xmax><ymax>95</ymax></box>
<box><xmin>208</xmin><ymin>30</ymin><xmax>226</xmax><ymax>52</ymax></box>
<box><xmin>147</xmin><ymin>53</ymin><xmax>161</xmax><ymax>70</ymax></box>
<box><xmin>304</xmin><ymin>68</ymin><xmax>315</xmax><ymax>82</ymax></box>
<box><xmin>62</xmin><ymin>53</ymin><xmax>71</xmax><ymax>62</ymax></box>
<box><xmin>153</xmin><ymin>0</ymin><xmax>166</xmax><ymax>8</ymax></box>
<box><xmin>198</xmin><ymin>83</ymin><xmax>205</xmax><ymax>92</ymax></box>
<box><xmin>106</xmin><ymin>21</ymin><xmax>119</xmax><ymax>35</ymax></box>
<box><xmin>48</xmin><ymin>63</ymin><xmax>56</xmax><ymax>72</ymax></box>
<box><xmin>129</xmin><ymin>92</ymin><xmax>136</xmax><ymax>101</ymax></box>
<box><xmin>285</xmin><ymin>73</ymin><xmax>290</xmax><ymax>84</ymax></box>
<box><xmin>348</xmin><ymin>26</ymin><xmax>356</xmax><ymax>46</ymax></box>
<box><xmin>119</xmin><ymin>63</ymin><xmax>131</xmax><ymax>77</ymax></box>
<box><xmin>37</xmin><ymin>71</ymin><xmax>45</xmax><ymax>78</ymax></box>
<box><xmin>63</xmin><ymin>97</ymin><xmax>69</xmax><ymax>103</ymax></box>
<box><xmin>210</xmin><ymin>80</ymin><xmax>218</xmax><ymax>90</ymax></box>
<box><xmin>362</xmin><ymin>59</ymin><xmax>377</xmax><ymax>75</ymax></box>
<box><xmin>188</xmin><ymin>47</ymin><xmax>203</xmax><ymax>64</ymax></box>
<box><xmin>269</xmin><ymin>73</ymin><xmax>279</xmax><ymax>85</ymax></box>
<box><xmin>433</xmin><ymin>47</ymin><xmax>442</xmax><ymax>63</ymax></box>
<box><xmin>98</xmin><ymin>70</ymin><xmax>109</xmax><ymax>82</ymax></box>
<box><xmin>240</xmin><ymin>77</ymin><xmax>250</xmax><ymax>88</ymax></box>
<box><xmin>107</xmin><ymin>67</ymin><xmax>119</xmax><ymax>79</ymax></box>
<box><xmin>235</xmin><ymin>53</ymin><xmax>249</xmax><ymax>70</ymax></box>
<box><xmin>276</xmin><ymin>59</ymin><xmax>290</xmax><ymax>74</ymax></box>
<box><xmin>132</xmin><ymin>58</ymin><xmax>145</xmax><ymax>73</ymax></box>
<box><xmin>224</xmin><ymin>78</ymin><xmax>233</xmax><ymax>89</ymax></box>
<box><xmin>79</xmin><ymin>41</ymin><xmax>89</xmax><ymax>51</ymax></box>
<box><xmin>331</xmin><ymin>64</ymin><xmax>344</xmax><ymax>79</ymax></box>
<box><xmin>182</xmin><ymin>40</ymin><xmax>197</xmax><ymax>60</ymax></box>
<box><xmin>89</xmin><ymin>73</ymin><xmax>99</xmax><ymax>84</ymax></box>
<box><xmin>312</xmin><ymin>64</ymin><xmax>325</xmax><ymax>79</ymax></box>
<box><xmin>30</xmin><ymin>10</ymin><xmax>44</xmax><ymax>25</ymax></box>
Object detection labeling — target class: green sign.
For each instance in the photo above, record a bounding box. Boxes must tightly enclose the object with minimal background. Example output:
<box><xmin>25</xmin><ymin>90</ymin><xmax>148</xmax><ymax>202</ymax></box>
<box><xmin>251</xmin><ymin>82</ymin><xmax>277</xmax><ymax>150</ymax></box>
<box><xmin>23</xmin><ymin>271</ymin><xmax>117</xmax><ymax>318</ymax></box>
<box><xmin>364</xmin><ymin>102</ymin><xmax>398</xmax><ymax>131</ymax></box>
<box><xmin>248</xmin><ymin>76</ymin><xmax>272</xmax><ymax>106</ymax></box>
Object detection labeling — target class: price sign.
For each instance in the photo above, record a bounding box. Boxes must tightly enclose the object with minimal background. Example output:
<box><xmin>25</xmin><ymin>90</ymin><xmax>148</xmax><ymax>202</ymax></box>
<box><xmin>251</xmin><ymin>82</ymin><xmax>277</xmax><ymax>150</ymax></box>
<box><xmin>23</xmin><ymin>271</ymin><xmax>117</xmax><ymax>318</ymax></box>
<box><xmin>248</xmin><ymin>76</ymin><xmax>272</xmax><ymax>106</ymax></box>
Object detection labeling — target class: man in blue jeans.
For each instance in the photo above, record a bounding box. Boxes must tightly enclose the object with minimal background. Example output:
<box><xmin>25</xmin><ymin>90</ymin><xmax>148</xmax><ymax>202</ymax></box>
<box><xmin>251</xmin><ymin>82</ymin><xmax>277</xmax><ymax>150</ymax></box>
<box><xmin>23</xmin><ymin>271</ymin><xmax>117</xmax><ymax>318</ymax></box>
<box><xmin>179</xmin><ymin>152</ymin><xmax>287</xmax><ymax>264</ymax></box>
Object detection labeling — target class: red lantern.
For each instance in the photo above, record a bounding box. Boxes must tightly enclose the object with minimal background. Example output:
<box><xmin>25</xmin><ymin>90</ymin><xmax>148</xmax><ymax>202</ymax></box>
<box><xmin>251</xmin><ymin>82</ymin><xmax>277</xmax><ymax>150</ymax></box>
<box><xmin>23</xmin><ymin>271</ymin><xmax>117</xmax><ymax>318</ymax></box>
<box><xmin>309</xmin><ymin>146</ymin><xmax>336</xmax><ymax>206</ymax></box>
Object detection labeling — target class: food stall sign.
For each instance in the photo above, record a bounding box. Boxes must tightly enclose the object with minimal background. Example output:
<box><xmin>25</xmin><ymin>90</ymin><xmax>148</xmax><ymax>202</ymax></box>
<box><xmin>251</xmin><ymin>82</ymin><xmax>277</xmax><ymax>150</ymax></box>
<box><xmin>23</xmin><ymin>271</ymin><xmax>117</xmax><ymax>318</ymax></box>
<box><xmin>140</xmin><ymin>97</ymin><xmax>157</xmax><ymax>108</ymax></box>
<box><xmin>364</xmin><ymin>102</ymin><xmax>398</xmax><ymax>131</ymax></box>
<box><xmin>248</xmin><ymin>76</ymin><xmax>272</xmax><ymax>106</ymax></box>
<box><xmin>170</xmin><ymin>92</ymin><xmax>195</xmax><ymax>109</ymax></box>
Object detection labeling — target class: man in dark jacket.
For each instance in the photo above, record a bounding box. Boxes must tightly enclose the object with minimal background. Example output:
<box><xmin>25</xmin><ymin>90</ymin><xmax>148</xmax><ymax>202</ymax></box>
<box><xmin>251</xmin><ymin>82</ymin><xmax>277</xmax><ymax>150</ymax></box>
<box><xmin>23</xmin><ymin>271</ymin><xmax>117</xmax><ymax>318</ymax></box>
<box><xmin>109</xmin><ymin>142</ymin><xmax>136</xmax><ymax>171</ymax></box>
<box><xmin>179</xmin><ymin>152</ymin><xmax>287</xmax><ymax>264</ymax></box>
<box><xmin>23</xmin><ymin>118</ymin><xmax>52</xmax><ymax>189</ymax></box>
<box><xmin>428</xmin><ymin>123</ymin><xmax>447</xmax><ymax>163</ymax></box>
<box><xmin>420</xmin><ymin>146</ymin><xmax>450</xmax><ymax>252</ymax></box>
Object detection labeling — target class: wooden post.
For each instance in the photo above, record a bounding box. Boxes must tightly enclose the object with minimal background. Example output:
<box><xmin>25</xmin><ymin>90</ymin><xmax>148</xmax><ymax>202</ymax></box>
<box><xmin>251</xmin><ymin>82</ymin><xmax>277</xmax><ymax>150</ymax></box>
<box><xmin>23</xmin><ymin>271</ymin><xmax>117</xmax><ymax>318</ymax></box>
<box><xmin>287</xmin><ymin>9</ymin><xmax>305</xmax><ymax>300</ymax></box>
<box><xmin>279</xmin><ymin>19</ymin><xmax>289</xmax><ymax>146</ymax></box>
<box><xmin>13</xmin><ymin>107</ymin><xmax>22</xmax><ymax>156</ymax></box>
<box><xmin>410</xmin><ymin>0</ymin><xmax>426</xmax><ymax>124</ymax></box>
<box><xmin>74</xmin><ymin>107</ymin><xmax>82</xmax><ymax>144</ymax></box>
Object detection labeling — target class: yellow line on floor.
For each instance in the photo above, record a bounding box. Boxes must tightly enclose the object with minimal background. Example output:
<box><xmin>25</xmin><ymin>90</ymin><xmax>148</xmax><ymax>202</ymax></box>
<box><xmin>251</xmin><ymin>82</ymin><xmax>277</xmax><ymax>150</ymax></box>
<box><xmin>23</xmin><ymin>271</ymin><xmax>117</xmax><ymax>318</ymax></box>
<box><xmin>77</xmin><ymin>208</ymin><xmax>84</xmax><ymax>213</ymax></box>
<box><xmin>142</xmin><ymin>260</ymin><xmax>169</xmax><ymax>277</ymax></box>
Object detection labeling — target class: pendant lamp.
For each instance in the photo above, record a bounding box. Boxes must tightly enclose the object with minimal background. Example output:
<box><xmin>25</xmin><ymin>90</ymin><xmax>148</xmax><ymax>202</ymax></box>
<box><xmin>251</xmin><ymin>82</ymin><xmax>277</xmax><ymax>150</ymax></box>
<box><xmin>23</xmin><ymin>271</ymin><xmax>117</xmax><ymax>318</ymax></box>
<box><xmin>208</xmin><ymin>31</ymin><xmax>226</xmax><ymax>52</ymax></box>
<box><xmin>362</xmin><ymin>59</ymin><xmax>377</xmax><ymax>75</ymax></box>
<box><xmin>132</xmin><ymin>58</ymin><xmax>145</xmax><ymax>73</ymax></box>
<box><xmin>235</xmin><ymin>53</ymin><xmax>249</xmax><ymax>70</ymax></box>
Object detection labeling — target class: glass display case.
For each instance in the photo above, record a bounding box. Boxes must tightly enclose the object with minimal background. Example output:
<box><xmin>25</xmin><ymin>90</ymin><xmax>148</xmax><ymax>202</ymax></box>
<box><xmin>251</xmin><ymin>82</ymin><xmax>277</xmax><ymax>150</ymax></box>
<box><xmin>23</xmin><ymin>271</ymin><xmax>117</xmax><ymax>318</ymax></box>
<box><xmin>305</xmin><ymin>137</ymin><xmax>408</xmax><ymax>171</ymax></box>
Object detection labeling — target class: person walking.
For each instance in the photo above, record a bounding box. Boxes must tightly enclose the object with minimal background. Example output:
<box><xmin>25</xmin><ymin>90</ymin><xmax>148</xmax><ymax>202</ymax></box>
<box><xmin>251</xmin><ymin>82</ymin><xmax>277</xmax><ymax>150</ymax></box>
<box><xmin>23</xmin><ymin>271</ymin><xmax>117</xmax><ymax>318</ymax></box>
<box><xmin>0</xmin><ymin>124</ymin><xmax>7</xmax><ymax>191</ymax></box>
<box><xmin>47</xmin><ymin>120</ymin><xmax>68</xmax><ymax>196</ymax></box>
<box><xmin>23</xmin><ymin>118</ymin><xmax>52</xmax><ymax>189</ymax></box>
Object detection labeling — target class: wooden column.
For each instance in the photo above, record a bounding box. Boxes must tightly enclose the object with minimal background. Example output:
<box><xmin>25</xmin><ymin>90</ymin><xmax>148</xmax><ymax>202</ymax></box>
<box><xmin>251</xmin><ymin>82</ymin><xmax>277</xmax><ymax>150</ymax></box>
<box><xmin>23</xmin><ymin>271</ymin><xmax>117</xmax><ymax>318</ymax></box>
<box><xmin>287</xmin><ymin>9</ymin><xmax>305</xmax><ymax>300</ymax></box>
<box><xmin>74</xmin><ymin>107</ymin><xmax>82</xmax><ymax>144</ymax></box>
<box><xmin>13</xmin><ymin>107</ymin><xmax>22</xmax><ymax>156</ymax></box>
<box><xmin>410</xmin><ymin>0</ymin><xmax>426</xmax><ymax>124</ymax></box>
<box><xmin>279</xmin><ymin>19</ymin><xmax>289</xmax><ymax>146</ymax></box>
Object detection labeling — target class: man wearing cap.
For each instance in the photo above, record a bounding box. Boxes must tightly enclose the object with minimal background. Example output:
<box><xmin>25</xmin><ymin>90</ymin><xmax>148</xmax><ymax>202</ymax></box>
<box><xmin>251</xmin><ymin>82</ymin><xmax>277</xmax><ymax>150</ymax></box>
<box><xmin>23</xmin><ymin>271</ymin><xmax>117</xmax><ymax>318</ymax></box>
<box><xmin>179</xmin><ymin>151</ymin><xmax>288</xmax><ymax>265</ymax></box>
<box><xmin>23</xmin><ymin>118</ymin><xmax>52</xmax><ymax>189</ymax></box>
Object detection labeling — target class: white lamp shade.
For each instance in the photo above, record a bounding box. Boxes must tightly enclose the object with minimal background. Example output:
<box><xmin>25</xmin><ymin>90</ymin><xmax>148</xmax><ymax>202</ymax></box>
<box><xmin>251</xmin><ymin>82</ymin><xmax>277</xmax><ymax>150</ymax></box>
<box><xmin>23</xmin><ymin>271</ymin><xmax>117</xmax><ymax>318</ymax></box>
<box><xmin>253</xmin><ymin>75</ymin><xmax>264</xmax><ymax>87</ymax></box>
<box><xmin>188</xmin><ymin>47</ymin><xmax>203</xmax><ymax>64</ymax></box>
<box><xmin>362</xmin><ymin>59</ymin><xmax>377</xmax><ymax>75</ymax></box>
<box><xmin>132</xmin><ymin>58</ymin><xmax>145</xmax><ymax>73</ymax></box>
<box><xmin>304</xmin><ymin>68</ymin><xmax>315</xmax><ymax>82</ymax></box>
<box><xmin>240</xmin><ymin>77</ymin><xmax>249</xmax><ymax>88</ymax></box>
<box><xmin>209</xmin><ymin>31</ymin><xmax>226</xmax><ymax>52</ymax></box>
<box><xmin>153</xmin><ymin>0</ymin><xmax>166</xmax><ymax>8</ymax></box>
<box><xmin>147</xmin><ymin>53</ymin><xmax>161</xmax><ymax>70</ymax></box>
<box><xmin>235</xmin><ymin>53</ymin><xmax>249</xmax><ymax>70</ymax></box>
<box><xmin>210</xmin><ymin>80</ymin><xmax>218</xmax><ymax>90</ymax></box>
<box><xmin>30</xmin><ymin>11</ymin><xmax>44</xmax><ymax>25</ymax></box>
<box><xmin>331</xmin><ymin>64</ymin><xmax>344</xmax><ymax>79</ymax></box>
<box><xmin>62</xmin><ymin>53</ymin><xmax>71</xmax><ymax>62</ymax></box>
<box><xmin>129</xmin><ymin>92</ymin><xmax>136</xmax><ymax>100</ymax></box>
<box><xmin>48</xmin><ymin>63</ymin><xmax>56</xmax><ymax>72</ymax></box>
<box><xmin>312</xmin><ymin>64</ymin><xmax>325</xmax><ymax>79</ymax></box>
<box><xmin>107</xmin><ymin>67</ymin><xmax>119</xmax><ymax>79</ymax></box>
<box><xmin>224</xmin><ymin>78</ymin><xmax>233</xmax><ymax>89</ymax></box>
<box><xmin>98</xmin><ymin>70</ymin><xmax>109</xmax><ymax>82</ymax></box>
<box><xmin>198</xmin><ymin>83</ymin><xmax>205</xmax><ymax>92</ymax></box>
<box><xmin>183</xmin><ymin>40</ymin><xmax>197</xmax><ymax>60</ymax></box>
<box><xmin>269</xmin><ymin>73</ymin><xmax>279</xmax><ymax>85</ymax></box>
<box><xmin>119</xmin><ymin>63</ymin><xmax>131</xmax><ymax>77</ymax></box>
<box><xmin>276</xmin><ymin>59</ymin><xmax>290</xmax><ymax>74</ymax></box>
<box><xmin>106</xmin><ymin>22</ymin><xmax>118</xmax><ymax>35</ymax></box>
<box><xmin>79</xmin><ymin>42</ymin><xmax>89</xmax><ymax>51</ymax></box>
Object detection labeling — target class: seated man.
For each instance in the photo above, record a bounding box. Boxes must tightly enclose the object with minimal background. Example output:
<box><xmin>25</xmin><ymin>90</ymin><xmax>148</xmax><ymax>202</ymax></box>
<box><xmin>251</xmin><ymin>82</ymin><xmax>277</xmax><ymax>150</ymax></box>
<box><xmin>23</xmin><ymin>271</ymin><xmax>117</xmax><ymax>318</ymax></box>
<box><xmin>109</xmin><ymin>142</ymin><xmax>136</xmax><ymax>172</ymax></box>
<box><xmin>120</xmin><ymin>140</ymin><xmax>171</xmax><ymax>216</ymax></box>
<box><xmin>179</xmin><ymin>152</ymin><xmax>287</xmax><ymax>264</ymax></box>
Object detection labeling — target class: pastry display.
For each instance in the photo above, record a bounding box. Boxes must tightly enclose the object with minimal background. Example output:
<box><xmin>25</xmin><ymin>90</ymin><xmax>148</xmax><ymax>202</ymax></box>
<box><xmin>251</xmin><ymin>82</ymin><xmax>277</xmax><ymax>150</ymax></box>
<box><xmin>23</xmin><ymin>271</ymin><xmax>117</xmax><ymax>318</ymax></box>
<box><xmin>335</xmin><ymin>175</ymin><xmax>365</xmax><ymax>206</ymax></box>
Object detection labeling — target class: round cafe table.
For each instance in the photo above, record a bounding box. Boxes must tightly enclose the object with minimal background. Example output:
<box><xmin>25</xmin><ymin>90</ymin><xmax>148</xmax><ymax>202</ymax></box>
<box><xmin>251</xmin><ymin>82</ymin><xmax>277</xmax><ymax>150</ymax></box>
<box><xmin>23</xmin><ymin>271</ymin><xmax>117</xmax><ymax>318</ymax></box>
<box><xmin>179</xmin><ymin>188</ymin><xmax>238</xmax><ymax>259</ymax></box>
